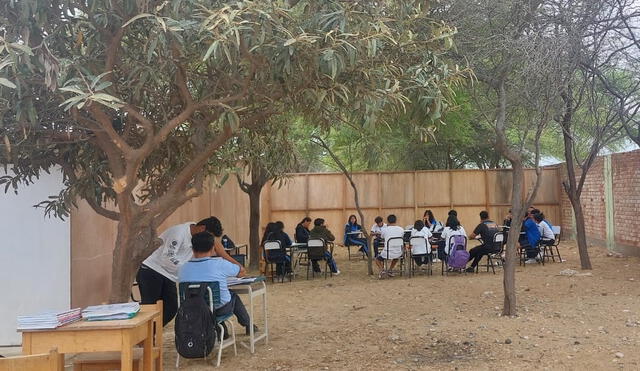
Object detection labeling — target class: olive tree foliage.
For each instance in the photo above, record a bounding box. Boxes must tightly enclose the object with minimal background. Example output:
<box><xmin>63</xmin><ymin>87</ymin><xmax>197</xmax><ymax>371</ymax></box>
<box><xmin>439</xmin><ymin>0</ymin><xmax>566</xmax><ymax>316</ymax></box>
<box><xmin>0</xmin><ymin>0</ymin><xmax>465</xmax><ymax>301</ymax></box>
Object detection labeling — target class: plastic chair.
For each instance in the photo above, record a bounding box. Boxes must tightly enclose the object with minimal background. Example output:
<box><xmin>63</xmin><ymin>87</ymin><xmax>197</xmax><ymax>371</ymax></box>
<box><xmin>306</xmin><ymin>238</ymin><xmax>331</xmax><ymax>279</ymax></box>
<box><xmin>176</xmin><ymin>282</ymin><xmax>237</xmax><ymax>368</ymax></box>
<box><xmin>479</xmin><ymin>232</ymin><xmax>505</xmax><ymax>274</ymax></box>
<box><xmin>72</xmin><ymin>301</ymin><xmax>163</xmax><ymax>371</ymax></box>
<box><xmin>263</xmin><ymin>240</ymin><xmax>288</xmax><ymax>283</ymax></box>
<box><xmin>382</xmin><ymin>237</ymin><xmax>405</xmax><ymax>276</ymax></box>
<box><xmin>0</xmin><ymin>349</ymin><xmax>62</xmax><ymax>371</ymax></box>
<box><xmin>409</xmin><ymin>236</ymin><xmax>432</xmax><ymax>276</ymax></box>
<box><xmin>344</xmin><ymin>231</ymin><xmax>366</xmax><ymax>260</ymax></box>
<box><xmin>542</xmin><ymin>226</ymin><xmax>562</xmax><ymax>263</ymax></box>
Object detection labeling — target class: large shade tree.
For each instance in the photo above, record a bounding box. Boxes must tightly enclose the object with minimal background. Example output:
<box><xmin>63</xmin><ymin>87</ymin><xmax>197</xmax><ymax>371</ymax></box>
<box><xmin>0</xmin><ymin>0</ymin><xmax>464</xmax><ymax>301</ymax></box>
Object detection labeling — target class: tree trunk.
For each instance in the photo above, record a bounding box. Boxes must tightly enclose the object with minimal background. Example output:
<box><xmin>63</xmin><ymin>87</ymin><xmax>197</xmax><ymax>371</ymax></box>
<box><xmin>568</xmin><ymin>194</ymin><xmax>592</xmax><ymax>269</ymax></box>
<box><xmin>502</xmin><ymin>164</ymin><xmax>526</xmax><ymax>316</ymax></box>
<box><xmin>109</xmin><ymin>224</ymin><xmax>153</xmax><ymax>303</ymax></box>
<box><xmin>248</xmin><ymin>186</ymin><xmax>262</xmax><ymax>271</ymax></box>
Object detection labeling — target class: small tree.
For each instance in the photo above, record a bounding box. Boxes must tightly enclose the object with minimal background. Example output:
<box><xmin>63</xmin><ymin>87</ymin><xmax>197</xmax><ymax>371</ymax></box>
<box><xmin>235</xmin><ymin>119</ymin><xmax>298</xmax><ymax>270</ymax></box>
<box><xmin>442</xmin><ymin>0</ymin><xmax>561</xmax><ymax>315</ymax></box>
<box><xmin>0</xmin><ymin>0</ymin><xmax>463</xmax><ymax>301</ymax></box>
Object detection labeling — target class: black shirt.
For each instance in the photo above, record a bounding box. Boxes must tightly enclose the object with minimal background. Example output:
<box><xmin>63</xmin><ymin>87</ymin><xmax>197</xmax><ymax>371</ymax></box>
<box><xmin>295</xmin><ymin>224</ymin><xmax>310</xmax><ymax>243</ymax></box>
<box><xmin>473</xmin><ymin>220</ymin><xmax>499</xmax><ymax>244</ymax></box>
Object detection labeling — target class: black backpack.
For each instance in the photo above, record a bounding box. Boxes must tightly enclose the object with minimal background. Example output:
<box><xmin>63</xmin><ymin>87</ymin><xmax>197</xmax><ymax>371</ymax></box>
<box><xmin>175</xmin><ymin>284</ymin><xmax>216</xmax><ymax>359</ymax></box>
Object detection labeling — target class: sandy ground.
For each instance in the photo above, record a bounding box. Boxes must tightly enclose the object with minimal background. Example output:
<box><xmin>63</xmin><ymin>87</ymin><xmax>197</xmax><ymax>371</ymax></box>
<box><xmin>164</xmin><ymin>240</ymin><xmax>640</xmax><ymax>371</ymax></box>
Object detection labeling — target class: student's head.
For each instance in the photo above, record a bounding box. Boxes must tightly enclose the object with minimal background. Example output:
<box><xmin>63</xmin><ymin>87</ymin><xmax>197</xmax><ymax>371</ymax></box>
<box><xmin>275</xmin><ymin>221</ymin><xmax>284</xmax><ymax>232</ymax></box>
<box><xmin>300</xmin><ymin>217</ymin><xmax>312</xmax><ymax>228</ymax></box>
<box><xmin>448</xmin><ymin>209</ymin><xmax>457</xmax><ymax>217</ymax></box>
<box><xmin>387</xmin><ymin>214</ymin><xmax>397</xmax><ymax>224</ymax></box>
<box><xmin>533</xmin><ymin>213</ymin><xmax>544</xmax><ymax>223</ymax></box>
<box><xmin>348</xmin><ymin>215</ymin><xmax>357</xmax><ymax>224</ymax></box>
<box><xmin>423</xmin><ymin>210</ymin><xmax>435</xmax><ymax>222</ymax></box>
<box><xmin>262</xmin><ymin>222</ymin><xmax>276</xmax><ymax>242</ymax></box>
<box><xmin>414</xmin><ymin>220</ymin><xmax>425</xmax><ymax>230</ymax></box>
<box><xmin>314</xmin><ymin>218</ymin><xmax>325</xmax><ymax>227</ymax></box>
<box><xmin>479</xmin><ymin>210</ymin><xmax>489</xmax><ymax>220</ymax></box>
<box><xmin>531</xmin><ymin>208</ymin><xmax>541</xmax><ymax>215</ymax></box>
<box><xmin>196</xmin><ymin>217</ymin><xmax>223</xmax><ymax>237</ymax></box>
<box><xmin>446</xmin><ymin>215</ymin><xmax>461</xmax><ymax>230</ymax></box>
<box><xmin>191</xmin><ymin>232</ymin><xmax>215</xmax><ymax>255</ymax></box>
<box><xmin>375</xmin><ymin>216</ymin><xmax>383</xmax><ymax>226</ymax></box>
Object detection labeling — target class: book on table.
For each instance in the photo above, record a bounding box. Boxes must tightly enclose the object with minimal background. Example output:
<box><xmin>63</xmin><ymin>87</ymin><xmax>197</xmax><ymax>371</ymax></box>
<box><xmin>17</xmin><ymin>308</ymin><xmax>82</xmax><ymax>330</ymax></box>
<box><xmin>82</xmin><ymin>302</ymin><xmax>141</xmax><ymax>321</ymax></box>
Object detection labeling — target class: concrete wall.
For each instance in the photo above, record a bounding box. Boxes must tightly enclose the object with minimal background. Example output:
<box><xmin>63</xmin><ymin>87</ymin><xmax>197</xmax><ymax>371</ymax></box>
<box><xmin>0</xmin><ymin>168</ymin><xmax>70</xmax><ymax>346</ymax></box>
<box><xmin>560</xmin><ymin>149</ymin><xmax>640</xmax><ymax>255</ymax></box>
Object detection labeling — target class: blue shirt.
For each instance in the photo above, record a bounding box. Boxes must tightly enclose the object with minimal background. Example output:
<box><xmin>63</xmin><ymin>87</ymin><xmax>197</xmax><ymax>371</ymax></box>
<box><xmin>178</xmin><ymin>257</ymin><xmax>240</xmax><ymax>307</ymax></box>
<box><xmin>524</xmin><ymin>218</ymin><xmax>541</xmax><ymax>247</ymax></box>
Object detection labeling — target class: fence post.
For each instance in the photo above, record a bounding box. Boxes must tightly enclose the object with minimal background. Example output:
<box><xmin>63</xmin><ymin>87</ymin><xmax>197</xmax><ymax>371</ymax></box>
<box><xmin>603</xmin><ymin>155</ymin><xmax>615</xmax><ymax>252</ymax></box>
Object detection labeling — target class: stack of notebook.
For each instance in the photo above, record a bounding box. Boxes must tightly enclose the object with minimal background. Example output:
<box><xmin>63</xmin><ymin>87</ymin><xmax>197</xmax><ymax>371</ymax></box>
<box><xmin>81</xmin><ymin>302</ymin><xmax>140</xmax><ymax>321</ymax></box>
<box><xmin>17</xmin><ymin>308</ymin><xmax>82</xmax><ymax>330</ymax></box>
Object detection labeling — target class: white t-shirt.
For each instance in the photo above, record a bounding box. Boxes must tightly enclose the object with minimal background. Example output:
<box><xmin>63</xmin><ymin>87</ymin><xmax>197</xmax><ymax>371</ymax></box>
<box><xmin>370</xmin><ymin>223</ymin><xmax>387</xmax><ymax>235</ymax></box>
<box><xmin>410</xmin><ymin>227</ymin><xmax>432</xmax><ymax>255</ymax></box>
<box><xmin>538</xmin><ymin>221</ymin><xmax>555</xmax><ymax>240</ymax></box>
<box><xmin>441</xmin><ymin>226</ymin><xmax>467</xmax><ymax>254</ymax></box>
<box><xmin>427</xmin><ymin>220</ymin><xmax>444</xmax><ymax>233</ymax></box>
<box><xmin>380</xmin><ymin>225</ymin><xmax>405</xmax><ymax>259</ymax></box>
<box><xmin>142</xmin><ymin>222</ymin><xmax>194</xmax><ymax>282</ymax></box>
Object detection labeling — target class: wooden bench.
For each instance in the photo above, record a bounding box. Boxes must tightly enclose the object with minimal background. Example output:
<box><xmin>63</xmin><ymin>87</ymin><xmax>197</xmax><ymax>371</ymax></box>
<box><xmin>0</xmin><ymin>348</ymin><xmax>62</xmax><ymax>371</ymax></box>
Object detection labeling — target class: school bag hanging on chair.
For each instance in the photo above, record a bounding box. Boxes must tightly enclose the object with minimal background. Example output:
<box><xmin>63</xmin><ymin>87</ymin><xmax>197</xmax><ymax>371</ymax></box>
<box><xmin>175</xmin><ymin>284</ymin><xmax>217</xmax><ymax>358</ymax></box>
<box><xmin>448</xmin><ymin>235</ymin><xmax>469</xmax><ymax>270</ymax></box>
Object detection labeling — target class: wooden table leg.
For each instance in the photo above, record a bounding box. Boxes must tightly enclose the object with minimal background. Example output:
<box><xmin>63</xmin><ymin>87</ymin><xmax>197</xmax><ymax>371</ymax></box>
<box><xmin>22</xmin><ymin>333</ymin><xmax>32</xmax><ymax>355</ymax></box>
<box><xmin>121</xmin><ymin>332</ymin><xmax>133</xmax><ymax>371</ymax></box>
<box><xmin>143</xmin><ymin>321</ymin><xmax>153</xmax><ymax>371</ymax></box>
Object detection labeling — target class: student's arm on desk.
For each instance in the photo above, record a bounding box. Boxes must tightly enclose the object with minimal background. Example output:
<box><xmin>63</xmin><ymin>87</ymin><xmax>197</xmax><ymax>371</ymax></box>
<box><xmin>236</xmin><ymin>265</ymin><xmax>247</xmax><ymax>278</ymax></box>
<box><xmin>213</xmin><ymin>240</ymin><xmax>242</xmax><ymax>267</ymax></box>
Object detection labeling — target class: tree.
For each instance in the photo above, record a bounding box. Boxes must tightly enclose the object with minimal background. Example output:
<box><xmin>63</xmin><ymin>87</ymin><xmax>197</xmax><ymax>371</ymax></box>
<box><xmin>441</xmin><ymin>0</ymin><xmax>562</xmax><ymax>315</ymax></box>
<box><xmin>0</xmin><ymin>0</ymin><xmax>464</xmax><ymax>301</ymax></box>
<box><xmin>235</xmin><ymin>118</ymin><xmax>298</xmax><ymax>271</ymax></box>
<box><xmin>539</xmin><ymin>0</ymin><xmax>639</xmax><ymax>269</ymax></box>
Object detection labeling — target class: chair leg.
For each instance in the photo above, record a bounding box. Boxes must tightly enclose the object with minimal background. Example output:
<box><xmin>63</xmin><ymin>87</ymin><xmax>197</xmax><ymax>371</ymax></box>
<box><xmin>229</xmin><ymin>320</ymin><xmax>237</xmax><ymax>356</ymax></box>
<box><xmin>347</xmin><ymin>245</ymin><xmax>352</xmax><ymax>260</ymax></box>
<box><xmin>216</xmin><ymin>323</ymin><xmax>224</xmax><ymax>367</ymax></box>
<box><xmin>555</xmin><ymin>245</ymin><xmax>562</xmax><ymax>262</ymax></box>
<box><xmin>324</xmin><ymin>259</ymin><xmax>328</xmax><ymax>279</ymax></box>
<box><xmin>306</xmin><ymin>261</ymin><xmax>310</xmax><ymax>280</ymax></box>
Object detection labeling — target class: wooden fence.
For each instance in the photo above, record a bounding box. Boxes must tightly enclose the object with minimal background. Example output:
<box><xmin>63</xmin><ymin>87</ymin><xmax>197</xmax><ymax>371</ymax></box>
<box><xmin>70</xmin><ymin>166</ymin><xmax>560</xmax><ymax>307</ymax></box>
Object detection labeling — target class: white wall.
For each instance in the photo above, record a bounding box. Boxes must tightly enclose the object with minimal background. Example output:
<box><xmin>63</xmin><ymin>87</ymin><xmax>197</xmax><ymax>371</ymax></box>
<box><xmin>0</xmin><ymin>168</ymin><xmax>70</xmax><ymax>346</ymax></box>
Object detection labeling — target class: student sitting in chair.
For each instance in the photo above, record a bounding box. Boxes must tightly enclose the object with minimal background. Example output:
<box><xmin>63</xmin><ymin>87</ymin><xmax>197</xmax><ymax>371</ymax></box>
<box><xmin>375</xmin><ymin>214</ymin><xmax>405</xmax><ymax>278</ymax></box>
<box><xmin>308</xmin><ymin>218</ymin><xmax>340</xmax><ymax>275</ymax></box>
<box><xmin>344</xmin><ymin>214</ymin><xmax>369</xmax><ymax>257</ymax></box>
<box><xmin>410</xmin><ymin>220</ymin><xmax>432</xmax><ymax>268</ymax></box>
<box><xmin>178</xmin><ymin>232</ymin><xmax>257</xmax><ymax>335</ymax></box>
<box><xmin>467</xmin><ymin>210</ymin><xmax>500</xmax><ymax>272</ymax></box>
<box><xmin>534</xmin><ymin>212</ymin><xmax>555</xmax><ymax>246</ymax></box>
<box><xmin>370</xmin><ymin>216</ymin><xmax>387</xmax><ymax>256</ymax></box>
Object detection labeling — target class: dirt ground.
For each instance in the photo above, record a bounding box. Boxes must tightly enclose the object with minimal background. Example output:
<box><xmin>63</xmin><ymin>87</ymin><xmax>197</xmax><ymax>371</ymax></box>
<box><xmin>166</xmin><ymin>240</ymin><xmax>640</xmax><ymax>371</ymax></box>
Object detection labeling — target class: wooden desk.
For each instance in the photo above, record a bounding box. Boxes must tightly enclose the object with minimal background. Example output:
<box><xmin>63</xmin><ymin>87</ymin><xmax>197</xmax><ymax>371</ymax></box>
<box><xmin>20</xmin><ymin>310</ymin><xmax>158</xmax><ymax>371</ymax></box>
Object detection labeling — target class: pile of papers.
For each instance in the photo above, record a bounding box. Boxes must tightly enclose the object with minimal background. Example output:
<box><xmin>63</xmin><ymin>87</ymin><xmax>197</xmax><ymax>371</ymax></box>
<box><xmin>82</xmin><ymin>302</ymin><xmax>140</xmax><ymax>321</ymax></box>
<box><xmin>227</xmin><ymin>276</ymin><xmax>259</xmax><ymax>286</ymax></box>
<box><xmin>17</xmin><ymin>308</ymin><xmax>82</xmax><ymax>330</ymax></box>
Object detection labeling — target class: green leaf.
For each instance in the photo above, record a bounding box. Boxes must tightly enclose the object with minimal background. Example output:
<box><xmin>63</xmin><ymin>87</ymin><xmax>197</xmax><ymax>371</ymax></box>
<box><xmin>122</xmin><ymin>13</ymin><xmax>154</xmax><ymax>28</ymax></box>
<box><xmin>0</xmin><ymin>77</ymin><xmax>16</xmax><ymax>89</ymax></box>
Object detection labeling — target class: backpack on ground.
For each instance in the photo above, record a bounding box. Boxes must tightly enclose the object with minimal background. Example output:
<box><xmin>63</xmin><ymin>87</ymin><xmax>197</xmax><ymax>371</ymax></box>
<box><xmin>175</xmin><ymin>284</ymin><xmax>217</xmax><ymax>359</ymax></box>
<box><xmin>448</xmin><ymin>235</ymin><xmax>469</xmax><ymax>270</ymax></box>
